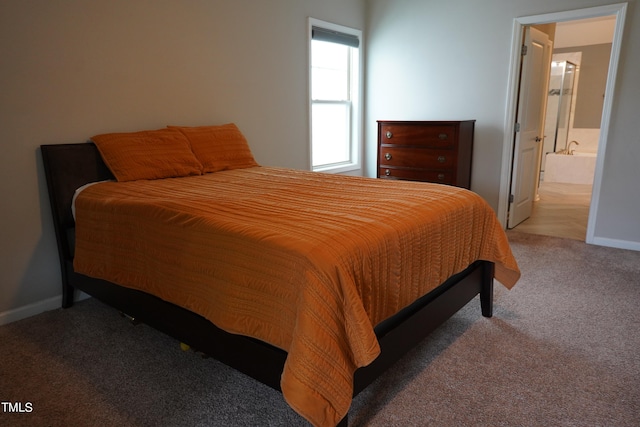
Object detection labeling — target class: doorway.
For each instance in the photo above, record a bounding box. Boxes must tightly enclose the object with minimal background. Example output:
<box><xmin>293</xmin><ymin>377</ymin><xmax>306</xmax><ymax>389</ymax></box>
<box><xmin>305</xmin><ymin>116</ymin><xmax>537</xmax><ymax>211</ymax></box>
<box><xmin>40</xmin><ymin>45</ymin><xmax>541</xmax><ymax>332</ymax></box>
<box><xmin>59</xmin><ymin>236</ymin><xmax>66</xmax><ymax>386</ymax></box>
<box><xmin>500</xmin><ymin>4</ymin><xmax>628</xmax><ymax>244</ymax></box>
<box><xmin>515</xmin><ymin>17</ymin><xmax>615</xmax><ymax>241</ymax></box>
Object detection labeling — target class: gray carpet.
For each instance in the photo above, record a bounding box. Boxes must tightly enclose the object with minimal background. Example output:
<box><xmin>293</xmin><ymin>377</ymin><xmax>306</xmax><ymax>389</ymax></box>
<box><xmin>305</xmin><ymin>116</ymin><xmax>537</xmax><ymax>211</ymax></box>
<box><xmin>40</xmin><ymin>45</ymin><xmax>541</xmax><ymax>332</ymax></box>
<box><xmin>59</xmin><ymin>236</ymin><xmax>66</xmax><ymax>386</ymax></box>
<box><xmin>1</xmin><ymin>231</ymin><xmax>639</xmax><ymax>426</ymax></box>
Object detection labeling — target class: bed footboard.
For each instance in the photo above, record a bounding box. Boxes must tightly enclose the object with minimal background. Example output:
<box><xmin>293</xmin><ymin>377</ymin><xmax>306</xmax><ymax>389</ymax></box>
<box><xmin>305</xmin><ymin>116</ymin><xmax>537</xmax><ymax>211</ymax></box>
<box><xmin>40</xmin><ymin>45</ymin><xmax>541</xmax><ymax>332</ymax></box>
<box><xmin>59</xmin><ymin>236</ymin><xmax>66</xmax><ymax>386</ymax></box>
<box><xmin>63</xmin><ymin>255</ymin><xmax>493</xmax><ymax>401</ymax></box>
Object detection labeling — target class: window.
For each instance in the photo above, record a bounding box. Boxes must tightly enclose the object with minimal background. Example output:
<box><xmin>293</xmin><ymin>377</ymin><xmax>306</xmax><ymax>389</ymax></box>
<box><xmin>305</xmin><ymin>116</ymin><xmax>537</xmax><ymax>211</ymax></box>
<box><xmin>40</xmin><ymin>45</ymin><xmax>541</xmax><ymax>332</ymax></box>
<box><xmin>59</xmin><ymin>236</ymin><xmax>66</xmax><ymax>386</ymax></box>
<box><xmin>309</xmin><ymin>19</ymin><xmax>362</xmax><ymax>173</ymax></box>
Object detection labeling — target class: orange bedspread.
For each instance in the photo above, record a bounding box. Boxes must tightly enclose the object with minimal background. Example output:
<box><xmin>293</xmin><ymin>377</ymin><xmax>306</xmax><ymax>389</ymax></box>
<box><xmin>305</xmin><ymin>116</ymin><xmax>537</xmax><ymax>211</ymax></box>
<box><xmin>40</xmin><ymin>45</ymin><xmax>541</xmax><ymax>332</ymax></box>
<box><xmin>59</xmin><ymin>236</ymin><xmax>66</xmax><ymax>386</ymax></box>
<box><xmin>73</xmin><ymin>167</ymin><xmax>520</xmax><ymax>426</ymax></box>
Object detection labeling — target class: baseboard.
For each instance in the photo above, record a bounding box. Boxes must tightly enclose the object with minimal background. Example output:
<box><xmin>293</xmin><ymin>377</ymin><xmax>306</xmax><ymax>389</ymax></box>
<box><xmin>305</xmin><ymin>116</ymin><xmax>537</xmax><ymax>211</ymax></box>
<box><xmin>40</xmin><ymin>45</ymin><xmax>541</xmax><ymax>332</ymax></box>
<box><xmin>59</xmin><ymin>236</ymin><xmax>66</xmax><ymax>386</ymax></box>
<box><xmin>0</xmin><ymin>292</ymin><xmax>91</xmax><ymax>326</ymax></box>
<box><xmin>591</xmin><ymin>236</ymin><xmax>640</xmax><ymax>252</ymax></box>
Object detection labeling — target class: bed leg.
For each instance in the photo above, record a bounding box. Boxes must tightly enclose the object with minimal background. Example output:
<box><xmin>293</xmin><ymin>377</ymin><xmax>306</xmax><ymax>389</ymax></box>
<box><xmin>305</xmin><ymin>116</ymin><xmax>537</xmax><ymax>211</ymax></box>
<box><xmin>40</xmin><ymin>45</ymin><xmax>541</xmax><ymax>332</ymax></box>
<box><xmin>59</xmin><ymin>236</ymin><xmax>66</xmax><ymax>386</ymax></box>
<box><xmin>336</xmin><ymin>414</ymin><xmax>348</xmax><ymax>427</ymax></box>
<box><xmin>60</xmin><ymin>261</ymin><xmax>76</xmax><ymax>308</ymax></box>
<box><xmin>480</xmin><ymin>262</ymin><xmax>494</xmax><ymax>318</ymax></box>
<box><xmin>62</xmin><ymin>285</ymin><xmax>73</xmax><ymax>308</ymax></box>
<box><xmin>61</xmin><ymin>279</ymin><xmax>74</xmax><ymax>308</ymax></box>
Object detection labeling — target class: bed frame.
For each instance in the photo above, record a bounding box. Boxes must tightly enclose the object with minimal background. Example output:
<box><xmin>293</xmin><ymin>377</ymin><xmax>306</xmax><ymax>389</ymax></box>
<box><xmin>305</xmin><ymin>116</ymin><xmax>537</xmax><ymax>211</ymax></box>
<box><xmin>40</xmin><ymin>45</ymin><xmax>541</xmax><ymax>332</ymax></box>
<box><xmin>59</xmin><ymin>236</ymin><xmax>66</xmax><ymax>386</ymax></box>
<box><xmin>40</xmin><ymin>142</ymin><xmax>495</xmax><ymax>426</ymax></box>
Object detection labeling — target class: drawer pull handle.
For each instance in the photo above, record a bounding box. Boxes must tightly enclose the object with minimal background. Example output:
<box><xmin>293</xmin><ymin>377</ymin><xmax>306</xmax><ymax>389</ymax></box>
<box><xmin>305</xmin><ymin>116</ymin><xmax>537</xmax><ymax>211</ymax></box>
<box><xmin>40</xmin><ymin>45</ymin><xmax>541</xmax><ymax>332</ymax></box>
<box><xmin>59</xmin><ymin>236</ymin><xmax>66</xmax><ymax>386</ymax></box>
<box><xmin>437</xmin><ymin>155</ymin><xmax>446</xmax><ymax>163</ymax></box>
<box><xmin>385</xmin><ymin>169</ymin><xmax>391</xmax><ymax>176</ymax></box>
<box><xmin>438</xmin><ymin>133</ymin><xmax>448</xmax><ymax>140</ymax></box>
<box><xmin>384</xmin><ymin>152</ymin><xmax>392</xmax><ymax>161</ymax></box>
<box><xmin>437</xmin><ymin>173</ymin><xmax>445</xmax><ymax>180</ymax></box>
<box><xmin>386</xmin><ymin>131</ymin><xmax>393</xmax><ymax>139</ymax></box>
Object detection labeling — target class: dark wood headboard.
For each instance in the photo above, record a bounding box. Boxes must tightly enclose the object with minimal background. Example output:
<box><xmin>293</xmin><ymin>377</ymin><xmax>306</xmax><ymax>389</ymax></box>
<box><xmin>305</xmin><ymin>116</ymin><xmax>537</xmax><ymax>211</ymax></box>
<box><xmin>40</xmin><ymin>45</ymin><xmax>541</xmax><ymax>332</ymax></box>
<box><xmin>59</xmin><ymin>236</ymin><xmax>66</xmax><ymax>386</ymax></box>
<box><xmin>41</xmin><ymin>143</ymin><xmax>114</xmax><ymax>262</ymax></box>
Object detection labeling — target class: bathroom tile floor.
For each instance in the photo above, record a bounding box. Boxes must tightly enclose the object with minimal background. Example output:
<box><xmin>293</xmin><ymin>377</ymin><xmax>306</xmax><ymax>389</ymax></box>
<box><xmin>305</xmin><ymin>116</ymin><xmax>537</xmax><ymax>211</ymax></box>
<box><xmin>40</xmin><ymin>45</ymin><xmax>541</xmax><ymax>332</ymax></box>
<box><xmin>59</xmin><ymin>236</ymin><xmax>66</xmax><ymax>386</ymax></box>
<box><xmin>512</xmin><ymin>181</ymin><xmax>592</xmax><ymax>241</ymax></box>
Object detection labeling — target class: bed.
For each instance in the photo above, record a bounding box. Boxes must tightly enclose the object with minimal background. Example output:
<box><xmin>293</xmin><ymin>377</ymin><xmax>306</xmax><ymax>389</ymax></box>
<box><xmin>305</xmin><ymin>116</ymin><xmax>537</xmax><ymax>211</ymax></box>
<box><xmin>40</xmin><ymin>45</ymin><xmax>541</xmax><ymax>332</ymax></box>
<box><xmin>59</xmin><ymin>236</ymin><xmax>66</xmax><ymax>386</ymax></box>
<box><xmin>40</xmin><ymin>124</ymin><xmax>519</xmax><ymax>427</ymax></box>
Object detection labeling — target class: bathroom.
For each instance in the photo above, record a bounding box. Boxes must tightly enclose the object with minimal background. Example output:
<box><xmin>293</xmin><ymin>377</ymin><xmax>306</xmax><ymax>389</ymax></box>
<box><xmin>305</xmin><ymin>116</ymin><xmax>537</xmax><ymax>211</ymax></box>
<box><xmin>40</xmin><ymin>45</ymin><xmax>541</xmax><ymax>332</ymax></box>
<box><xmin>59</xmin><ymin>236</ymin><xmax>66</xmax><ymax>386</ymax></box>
<box><xmin>541</xmin><ymin>51</ymin><xmax>603</xmax><ymax>186</ymax></box>
<box><xmin>540</xmin><ymin>20</ymin><xmax>614</xmax><ymax>187</ymax></box>
<box><xmin>542</xmin><ymin>55</ymin><xmax>597</xmax><ymax>185</ymax></box>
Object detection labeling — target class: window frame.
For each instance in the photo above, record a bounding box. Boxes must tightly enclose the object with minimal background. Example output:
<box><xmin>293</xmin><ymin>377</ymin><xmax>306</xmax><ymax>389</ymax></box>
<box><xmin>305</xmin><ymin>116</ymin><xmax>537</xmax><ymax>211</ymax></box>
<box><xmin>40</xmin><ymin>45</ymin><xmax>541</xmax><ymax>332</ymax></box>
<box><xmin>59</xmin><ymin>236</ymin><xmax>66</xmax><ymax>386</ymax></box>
<box><xmin>308</xmin><ymin>18</ymin><xmax>363</xmax><ymax>174</ymax></box>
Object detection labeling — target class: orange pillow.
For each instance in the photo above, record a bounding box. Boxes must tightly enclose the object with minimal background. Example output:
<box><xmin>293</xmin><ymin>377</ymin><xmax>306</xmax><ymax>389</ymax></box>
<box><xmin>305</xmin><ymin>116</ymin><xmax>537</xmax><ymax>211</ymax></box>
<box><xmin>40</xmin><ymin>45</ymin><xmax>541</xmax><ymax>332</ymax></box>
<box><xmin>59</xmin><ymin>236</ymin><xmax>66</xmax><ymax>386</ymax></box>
<box><xmin>91</xmin><ymin>128</ymin><xmax>203</xmax><ymax>182</ymax></box>
<box><xmin>169</xmin><ymin>123</ymin><xmax>259</xmax><ymax>173</ymax></box>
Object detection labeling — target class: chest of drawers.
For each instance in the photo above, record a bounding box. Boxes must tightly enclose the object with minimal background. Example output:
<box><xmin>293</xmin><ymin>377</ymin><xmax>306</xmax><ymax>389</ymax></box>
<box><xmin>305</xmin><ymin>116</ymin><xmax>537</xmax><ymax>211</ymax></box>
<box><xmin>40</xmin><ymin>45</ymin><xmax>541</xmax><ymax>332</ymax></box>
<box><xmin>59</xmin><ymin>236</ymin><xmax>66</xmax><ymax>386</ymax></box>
<box><xmin>377</xmin><ymin>120</ymin><xmax>475</xmax><ymax>189</ymax></box>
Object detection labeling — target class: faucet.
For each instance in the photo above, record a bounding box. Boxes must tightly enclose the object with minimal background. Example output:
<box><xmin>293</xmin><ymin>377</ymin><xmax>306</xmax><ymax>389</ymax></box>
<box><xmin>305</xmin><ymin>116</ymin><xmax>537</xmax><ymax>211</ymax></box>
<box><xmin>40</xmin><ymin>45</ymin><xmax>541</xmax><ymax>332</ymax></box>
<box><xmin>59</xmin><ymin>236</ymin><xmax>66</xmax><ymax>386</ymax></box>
<box><xmin>567</xmin><ymin>140</ymin><xmax>579</xmax><ymax>155</ymax></box>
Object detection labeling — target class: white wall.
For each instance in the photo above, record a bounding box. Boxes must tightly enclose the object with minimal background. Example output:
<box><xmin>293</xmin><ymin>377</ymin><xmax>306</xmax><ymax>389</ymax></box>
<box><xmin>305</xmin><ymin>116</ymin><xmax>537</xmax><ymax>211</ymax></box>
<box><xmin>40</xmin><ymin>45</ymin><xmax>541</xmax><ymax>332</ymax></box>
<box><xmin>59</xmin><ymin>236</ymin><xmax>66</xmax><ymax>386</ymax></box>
<box><xmin>555</xmin><ymin>15</ymin><xmax>616</xmax><ymax>48</ymax></box>
<box><xmin>0</xmin><ymin>0</ymin><xmax>365</xmax><ymax>323</ymax></box>
<box><xmin>365</xmin><ymin>0</ymin><xmax>640</xmax><ymax>248</ymax></box>
<box><xmin>365</xmin><ymin>0</ymin><xmax>520</xmax><ymax>204</ymax></box>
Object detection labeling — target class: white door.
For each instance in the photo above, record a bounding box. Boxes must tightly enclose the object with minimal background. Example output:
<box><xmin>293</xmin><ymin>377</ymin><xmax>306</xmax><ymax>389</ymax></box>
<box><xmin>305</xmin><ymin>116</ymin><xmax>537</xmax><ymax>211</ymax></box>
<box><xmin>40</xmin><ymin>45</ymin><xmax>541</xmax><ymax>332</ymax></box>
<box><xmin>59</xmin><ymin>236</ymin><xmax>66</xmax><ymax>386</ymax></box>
<box><xmin>508</xmin><ymin>27</ymin><xmax>552</xmax><ymax>228</ymax></box>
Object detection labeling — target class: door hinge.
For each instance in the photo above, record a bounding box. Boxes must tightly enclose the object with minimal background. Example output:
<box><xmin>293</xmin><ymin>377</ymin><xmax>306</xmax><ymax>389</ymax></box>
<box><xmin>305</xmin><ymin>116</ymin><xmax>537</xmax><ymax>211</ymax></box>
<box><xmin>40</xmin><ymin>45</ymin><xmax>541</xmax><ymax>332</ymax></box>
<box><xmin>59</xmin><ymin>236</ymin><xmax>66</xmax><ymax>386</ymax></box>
<box><xmin>509</xmin><ymin>194</ymin><xmax>514</xmax><ymax>203</ymax></box>
<box><xmin>521</xmin><ymin>45</ymin><xmax>528</xmax><ymax>56</ymax></box>
<box><xmin>515</xmin><ymin>123</ymin><xmax>520</xmax><ymax>132</ymax></box>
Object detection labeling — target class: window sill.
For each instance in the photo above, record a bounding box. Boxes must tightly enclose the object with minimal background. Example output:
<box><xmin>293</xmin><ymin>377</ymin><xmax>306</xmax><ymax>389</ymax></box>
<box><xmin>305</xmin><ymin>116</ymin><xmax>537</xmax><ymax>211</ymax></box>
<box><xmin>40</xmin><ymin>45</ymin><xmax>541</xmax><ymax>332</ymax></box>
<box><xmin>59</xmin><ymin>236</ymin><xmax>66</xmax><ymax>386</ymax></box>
<box><xmin>313</xmin><ymin>163</ymin><xmax>361</xmax><ymax>175</ymax></box>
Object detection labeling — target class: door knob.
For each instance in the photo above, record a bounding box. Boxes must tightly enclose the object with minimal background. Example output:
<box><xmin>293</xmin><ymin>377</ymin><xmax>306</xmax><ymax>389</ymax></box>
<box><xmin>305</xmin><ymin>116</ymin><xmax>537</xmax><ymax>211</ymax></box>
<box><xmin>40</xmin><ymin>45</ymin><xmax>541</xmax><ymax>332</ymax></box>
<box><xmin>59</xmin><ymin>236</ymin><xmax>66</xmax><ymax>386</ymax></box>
<box><xmin>535</xmin><ymin>136</ymin><xmax>542</xmax><ymax>142</ymax></box>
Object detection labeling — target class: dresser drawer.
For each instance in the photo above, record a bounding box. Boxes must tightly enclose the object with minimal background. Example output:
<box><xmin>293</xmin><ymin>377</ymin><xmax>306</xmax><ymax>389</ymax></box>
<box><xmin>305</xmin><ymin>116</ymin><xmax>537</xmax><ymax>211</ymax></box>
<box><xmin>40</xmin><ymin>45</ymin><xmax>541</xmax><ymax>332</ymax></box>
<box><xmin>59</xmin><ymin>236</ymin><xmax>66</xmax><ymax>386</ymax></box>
<box><xmin>379</xmin><ymin>124</ymin><xmax>457</xmax><ymax>148</ymax></box>
<box><xmin>379</xmin><ymin>147</ymin><xmax>457</xmax><ymax>169</ymax></box>
<box><xmin>378</xmin><ymin>168</ymin><xmax>454</xmax><ymax>184</ymax></box>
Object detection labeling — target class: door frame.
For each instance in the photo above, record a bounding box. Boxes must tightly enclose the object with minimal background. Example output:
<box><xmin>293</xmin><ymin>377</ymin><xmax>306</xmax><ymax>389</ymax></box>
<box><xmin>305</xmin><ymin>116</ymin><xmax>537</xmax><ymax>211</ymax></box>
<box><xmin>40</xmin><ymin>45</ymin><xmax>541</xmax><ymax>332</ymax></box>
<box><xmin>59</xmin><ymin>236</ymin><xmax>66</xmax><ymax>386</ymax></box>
<box><xmin>498</xmin><ymin>3</ymin><xmax>628</xmax><ymax>244</ymax></box>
